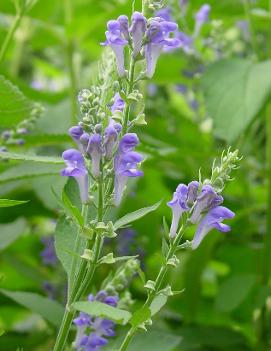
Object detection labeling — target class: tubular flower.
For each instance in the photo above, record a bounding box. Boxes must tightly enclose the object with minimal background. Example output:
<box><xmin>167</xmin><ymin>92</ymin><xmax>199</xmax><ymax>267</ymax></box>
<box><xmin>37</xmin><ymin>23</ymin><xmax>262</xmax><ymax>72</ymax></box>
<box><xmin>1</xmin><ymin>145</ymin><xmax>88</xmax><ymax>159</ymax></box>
<box><xmin>101</xmin><ymin>20</ymin><xmax>128</xmax><ymax>77</ymax></box>
<box><xmin>104</xmin><ymin>119</ymin><xmax>122</xmax><ymax>160</ymax></box>
<box><xmin>192</xmin><ymin>206</ymin><xmax>235</xmax><ymax>249</ymax></box>
<box><xmin>167</xmin><ymin>181</ymin><xmax>199</xmax><ymax>238</ymax></box>
<box><xmin>61</xmin><ymin>149</ymin><xmax>89</xmax><ymax>204</ymax></box>
<box><xmin>145</xmin><ymin>18</ymin><xmax>180</xmax><ymax>78</ymax></box>
<box><xmin>194</xmin><ymin>4</ymin><xmax>211</xmax><ymax>36</ymax></box>
<box><xmin>117</xmin><ymin>15</ymin><xmax>129</xmax><ymax>40</ymax></box>
<box><xmin>190</xmin><ymin>184</ymin><xmax>223</xmax><ymax>224</ymax></box>
<box><xmin>129</xmin><ymin>11</ymin><xmax>147</xmax><ymax>58</ymax></box>
<box><xmin>86</xmin><ymin>134</ymin><xmax>103</xmax><ymax>178</ymax></box>
<box><xmin>111</xmin><ymin>93</ymin><xmax>125</xmax><ymax>113</ymax></box>
<box><xmin>114</xmin><ymin>133</ymin><xmax>143</xmax><ymax>206</ymax></box>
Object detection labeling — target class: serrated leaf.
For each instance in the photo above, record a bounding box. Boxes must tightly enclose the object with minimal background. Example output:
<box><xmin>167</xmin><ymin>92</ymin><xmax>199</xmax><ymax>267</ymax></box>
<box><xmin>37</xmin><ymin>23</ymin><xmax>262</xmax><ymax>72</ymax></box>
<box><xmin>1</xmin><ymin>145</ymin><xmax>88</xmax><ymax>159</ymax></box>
<box><xmin>0</xmin><ymin>76</ymin><xmax>35</xmax><ymax>127</ymax></box>
<box><xmin>73</xmin><ymin>301</ymin><xmax>131</xmax><ymax>325</ymax></box>
<box><xmin>0</xmin><ymin>218</ymin><xmax>26</xmax><ymax>250</ymax></box>
<box><xmin>0</xmin><ymin>151</ymin><xmax>63</xmax><ymax>164</ymax></box>
<box><xmin>114</xmin><ymin>200</ymin><xmax>162</xmax><ymax>230</ymax></box>
<box><xmin>201</xmin><ymin>59</ymin><xmax>271</xmax><ymax>141</ymax></box>
<box><xmin>54</xmin><ymin>215</ymin><xmax>86</xmax><ymax>276</ymax></box>
<box><xmin>150</xmin><ymin>294</ymin><xmax>168</xmax><ymax>316</ymax></box>
<box><xmin>130</xmin><ymin>306</ymin><xmax>151</xmax><ymax>328</ymax></box>
<box><xmin>0</xmin><ymin>289</ymin><xmax>64</xmax><ymax>327</ymax></box>
<box><xmin>0</xmin><ymin>199</ymin><xmax>28</xmax><ymax>207</ymax></box>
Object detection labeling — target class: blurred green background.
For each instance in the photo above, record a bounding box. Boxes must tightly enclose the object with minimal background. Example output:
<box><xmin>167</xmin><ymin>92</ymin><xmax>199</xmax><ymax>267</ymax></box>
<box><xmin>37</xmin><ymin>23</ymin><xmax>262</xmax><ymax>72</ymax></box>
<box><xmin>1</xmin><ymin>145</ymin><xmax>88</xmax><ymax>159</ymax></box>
<box><xmin>0</xmin><ymin>0</ymin><xmax>271</xmax><ymax>350</ymax></box>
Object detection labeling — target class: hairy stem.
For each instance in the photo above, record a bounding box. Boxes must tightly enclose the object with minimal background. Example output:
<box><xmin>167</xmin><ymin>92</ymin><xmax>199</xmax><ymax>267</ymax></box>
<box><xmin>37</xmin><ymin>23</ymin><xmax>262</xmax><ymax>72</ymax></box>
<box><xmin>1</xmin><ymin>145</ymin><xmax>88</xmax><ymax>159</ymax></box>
<box><xmin>118</xmin><ymin>225</ymin><xmax>187</xmax><ymax>351</ymax></box>
<box><xmin>122</xmin><ymin>58</ymin><xmax>136</xmax><ymax>134</ymax></box>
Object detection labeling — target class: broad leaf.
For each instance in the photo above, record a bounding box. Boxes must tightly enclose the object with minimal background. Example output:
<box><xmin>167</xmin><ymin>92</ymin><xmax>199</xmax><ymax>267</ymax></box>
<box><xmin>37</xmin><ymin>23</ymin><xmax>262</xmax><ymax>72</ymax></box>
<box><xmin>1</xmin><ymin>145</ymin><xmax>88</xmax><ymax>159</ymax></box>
<box><xmin>0</xmin><ymin>199</ymin><xmax>28</xmax><ymax>207</ymax></box>
<box><xmin>0</xmin><ymin>218</ymin><xmax>26</xmax><ymax>250</ymax></box>
<box><xmin>130</xmin><ymin>306</ymin><xmax>151</xmax><ymax>328</ymax></box>
<box><xmin>114</xmin><ymin>200</ymin><xmax>162</xmax><ymax>230</ymax></box>
<box><xmin>54</xmin><ymin>215</ymin><xmax>86</xmax><ymax>276</ymax></box>
<box><xmin>62</xmin><ymin>190</ymin><xmax>84</xmax><ymax>227</ymax></box>
<box><xmin>149</xmin><ymin>294</ymin><xmax>168</xmax><ymax>316</ymax></box>
<box><xmin>73</xmin><ymin>301</ymin><xmax>131</xmax><ymax>325</ymax></box>
<box><xmin>127</xmin><ymin>330</ymin><xmax>181</xmax><ymax>351</ymax></box>
<box><xmin>0</xmin><ymin>76</ymin><xmax>35</xmax><ymax>127</ymax></box>
<box><xmin>215</xmin><ymin>274</ymin><xmax>256</xmax><ymax>312</ymax></box>
<box><xmin>0</xmin><ymin>151</ymin><xmax>63</xmax><ymax>164</ymax></box>
<box><xmin>202</xmin><ymin>59</ymin><xmax>271</xmax><ymax>141</ymax></box>
<box><xmin>0</xmin><ymin>289</ymin><xmax>64</xmax><ymax>327</ymax></box>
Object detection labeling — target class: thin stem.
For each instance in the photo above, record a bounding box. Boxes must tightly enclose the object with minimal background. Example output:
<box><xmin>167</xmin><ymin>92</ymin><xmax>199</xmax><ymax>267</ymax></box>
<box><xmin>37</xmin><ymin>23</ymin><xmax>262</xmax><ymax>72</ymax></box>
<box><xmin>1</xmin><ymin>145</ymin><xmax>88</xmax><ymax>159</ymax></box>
<box><xmin>122</xmin><ymin>58</ymin><xmax>136</xmax><ymax>134</ymax></box>
<box><xmin>64</xmin><ymin>0</ymin><xmax>78</xmax><ymax>125</ymax></box>
<box><xmin>242</xmin><ymin>0</ymin><xmax>258</xmax><ymax>59</ymax></box>
<box><xmin>0</xmin><ymin>12</ymin><xmax>23</xmax><ymax>66</ymax></box>
<box><xmin>118</xmin><ymin>226</ymin><xmax>187</xmax><ymax>351</ymax></box>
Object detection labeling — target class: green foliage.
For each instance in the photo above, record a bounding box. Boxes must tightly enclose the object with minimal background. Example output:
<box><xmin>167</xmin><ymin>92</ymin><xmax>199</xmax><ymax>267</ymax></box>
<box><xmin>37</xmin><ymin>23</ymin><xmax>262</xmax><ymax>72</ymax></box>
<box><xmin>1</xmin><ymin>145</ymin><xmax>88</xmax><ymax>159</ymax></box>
<box><xmin>0</xmin><ymin>199</ymin><xmax>28</xmax><ymax>207</ymax></box>
<box><xmin>0</xmin><ymin>218</ymin><xmax>26</xmax><ymax>250</ymax></box>
<box><xmin>73</xmin><ymin>301</ymin><xmax>131</xmax><ymax>325</ymax></box>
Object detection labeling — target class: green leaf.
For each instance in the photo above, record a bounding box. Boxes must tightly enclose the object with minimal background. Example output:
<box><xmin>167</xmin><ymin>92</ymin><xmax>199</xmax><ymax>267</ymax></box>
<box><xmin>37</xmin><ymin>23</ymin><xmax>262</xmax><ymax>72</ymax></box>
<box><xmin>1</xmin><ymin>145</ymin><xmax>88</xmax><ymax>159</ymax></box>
<box><xmin>215</xmin><ymin>274</ymin><xmax>256</xmax><ymax>312</ymax></box>
<box><xmin>149</xmin><ymin>294</ymin><xmax>168</xmax><ymax>316</ymax></box>
<box><xmin>73</xmin><ymin>301</ymin><xmax>131</xmax><ymax>325</ymax></box>
<box><xmin>0</xmin><ymin>76</ymin><xmax>35</xmax><ymax>127</ymax></box>
<box><xmin>0</xmin><ymin>218</ymin><xmax>26</xmax><ymax>250</ymax></box>
<box><xmin>0</xmin><ymin>199</ymin><xmax>28</xmax><ymax>207</ymax></box>
<box><xmin>130</xmin><ymin>306</ymin><xmax>151</xmax><ymax>328</ymax></box>
<box><xmin>0</xmin><ymin>289</ymin><xmax>64</xmax><ymax>327</ymax></box>
<box><xmin>127</xmin><ymin>330</ymin><xmax>181</xmax><ymax>351</ymax></box>
<box><xmin>54</xmin><ymin>216</ymin><xmax>86</xmax><ymax>276</ymax></box>
<box><xmin>114</xmin><ymin>200</ymin><xmax>162</xmax><ymax>230</ymax></box>
<box><xmin>62</xmin><ymin>190</ymin><xmax>84</xmax><ymax>227</ymax></box>
<box><xmin>201</xmin><ymin>59</ymin><xmax>271</xmax><ymax>141</ymax></box>
<box><xmin>0</xmin><ymin>151</ymin><xmax>63</xmax><ymax>164</ymax></box>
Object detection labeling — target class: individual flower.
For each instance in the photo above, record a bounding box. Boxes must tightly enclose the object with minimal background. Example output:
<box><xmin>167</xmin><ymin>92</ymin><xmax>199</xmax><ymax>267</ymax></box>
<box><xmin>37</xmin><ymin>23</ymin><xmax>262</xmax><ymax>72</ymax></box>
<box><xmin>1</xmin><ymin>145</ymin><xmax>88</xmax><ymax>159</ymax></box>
<box><xmin>194</xmin><ymin>4</ymin><xmax>211</xmax><ymax>36</ymax></box>
<box><xmin>111</xmin><ymin>93</ymin><xmax>125</xmax><ymax>113</ymax></box>
<box><xmin>167</xmin><ymin>181</ymin><xmax>199</xmax><ymax>238</ymax></box>
<box><xmin>61</xmin><ymin>149</ymin><xmax>89</xmax><ymax>203</ymax></box>
<box><xmin>176</xmin><ymin>31</ymin><xmax>193</xmax><ymax>54</ymax></box>
<box><xmin>192</xmin><ymin>206</ymin><xmax>235</xmax><ymax>249</ymax></box>
<box><xmin>69</xmin><ymin>125</ymin><xmax>84</xmax><ymax>150</ymax></box>
<box><xmin>145</xmin><ymin>18</ymin><xmax>180</xmax><ymax>78</ymax></box>
<box><xmin>86</xmin><ymin>134</ymin><xmax>103</xmax><ymax>178</ymax></box>
<box><xmin>101</xmin><ymin>20</ymin><xmax>128</xmax><ymax>77</ymax></box>
<box><xmin>40</xmin><ymin>236</ymin><xmax>57</xmax><ymax>266</ymax></box>
<box><xmin>155</xmin><ymin>8</ymin><xmax>173</xmax><ymax>21</ymax></box>
<box><xmin>190</xmin><ymin>184</ymin><xmax>223</xmax><ymax>224</ymax></box>
<box><xmin>117</xmin><ymin>15</ymin><xmax>129</xmax><ymax>40</ymax></box>
<box><xmin>114</xmin><ymin>133</ymin><xmax>143</xmax><ymax>206</ymax></box>
<box><xmin>104</xmin><ymin>119</ymin><xmax>122</xmax><ymax>160</ymax></box>
<box><xmin>129</xmin><ymin>11</ymin><xmax>147</xmax><ymax>58</ymax></box>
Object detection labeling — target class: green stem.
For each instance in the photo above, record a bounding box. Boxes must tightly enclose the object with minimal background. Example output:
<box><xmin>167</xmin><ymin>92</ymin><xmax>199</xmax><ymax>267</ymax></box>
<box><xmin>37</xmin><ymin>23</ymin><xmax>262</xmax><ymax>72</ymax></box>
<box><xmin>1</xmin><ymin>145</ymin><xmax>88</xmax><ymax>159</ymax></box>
<box><xmin>243</xmin><ymin>0</ymin><xmax>258</xmax><ymax>58</ymax></box>
<box><xmin>0</xmin><ymin>12</ymin><xmax>23</xmax><ymax>66</ymax></box>
<box><xmin>64</xmin><ymin>0</ymin><xmax>78</xmax><ymax>125</ymax></box>
<box><xmin>122</xmin><ymin>58</ymin><xmax>136</xmax><ymax>134</ymax></box>
<box><xmin>118</xmin><ymin>226</ymin><xmax>187</xmax><ymax>351</ymax></box>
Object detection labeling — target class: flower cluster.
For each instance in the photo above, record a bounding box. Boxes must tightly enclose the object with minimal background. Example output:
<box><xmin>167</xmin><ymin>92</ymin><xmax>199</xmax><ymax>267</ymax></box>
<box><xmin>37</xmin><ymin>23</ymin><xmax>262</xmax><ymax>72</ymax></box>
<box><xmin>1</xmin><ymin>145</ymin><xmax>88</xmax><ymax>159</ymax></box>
<box><xmin>61</xmin><ymin>94</ymin><xmax>143</xmax><ymax>205</ymax></box>
<box><xmin>102</xmin><ymin>12</ymin><xmax>180</xmax><ymax>78</ymax></box>
<box><xmin>73</xmin><ymin>291</ymin><xmax>118</xmax><ymax>351</ymax></box>
<box><xmin>167</xmin><ymin>181</ymin><xmax>234</xmax><ymax>249</ymax></box>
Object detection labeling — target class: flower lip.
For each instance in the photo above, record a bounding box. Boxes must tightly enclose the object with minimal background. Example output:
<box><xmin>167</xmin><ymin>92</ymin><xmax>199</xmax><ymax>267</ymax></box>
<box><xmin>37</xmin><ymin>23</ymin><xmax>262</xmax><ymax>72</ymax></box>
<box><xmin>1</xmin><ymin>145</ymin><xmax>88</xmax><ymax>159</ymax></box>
<box><xmin>119</xmin><ymin>133</ymin><xmax>139</xmax><ymax>152</ymax></box>
<box><xmin>69</xmin><ymin>125</ymin><xmax>83</xmax><ymax>141</ymax></box>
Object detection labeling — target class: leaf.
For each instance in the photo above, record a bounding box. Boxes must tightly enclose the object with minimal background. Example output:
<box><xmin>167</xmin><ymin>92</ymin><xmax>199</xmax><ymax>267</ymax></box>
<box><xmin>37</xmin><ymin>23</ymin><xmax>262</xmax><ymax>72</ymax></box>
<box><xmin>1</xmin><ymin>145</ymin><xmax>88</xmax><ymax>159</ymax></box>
<box><xmin>73</xmin><ymin>301</ymin><xmax>131</xmax><ymax>325</ymax></box>
<box><xmin>114</xmin><ymin>200</ymin><xmax>162</xmax><ymax>230</ymax></box>
<box><xmin>0</xmin><ymin>199</ymin><xmax>28</xmax><ymax>207</ymax></box>
<box><xmin>0</xmin><ymin>289</ymin><xmax>64</xmax><ymax>327</ymax></box>
<box><xmin>54</xmin><ymin>216</ymin><xmax>86</xmax><ymax>276</ymax></box>
<box><xmin>127</xmin><ymin>330</ymin><xmax>181</xmax><ymax>351</ymax></box>
<box><xmin>201</xmin><ymin>59</ymin><xmax>271</xmax><ymax>141</ymax></box>
<box><xmin>0</xmin><ymin>76</ymin><xmax>36</xmax><ymax>127</ymax></box>
<box><xmin>0</xmin><ymin>151</ymin><xmax>63</xmax><ymax>164</ymax></box>
<box><xmin>149</xmin><ymin>294</ymin><xmax>168</xmax><ymax>316</ymax></box>
<box><xmin>215</xmin><ymin>274</ymin><xmax>256</xmax><ymax>312</ymax></box>
<box><xmin>62</xmin><ymin>190</ymin><xmax>84</xmax><ymax>227</ymax></box>
<box><xmin>130</xmin><ymin>307</ymin><xmax>151</xmax><ymax>328</ymax></box>
<box><xmin>0</xmin><ymin>218</ymin><xmax>26</xmax><ymax>250</ymax></box>
<box><xmin>0</xmin><ymin>163</ymin><xmax>62</xmax><ymax>183</ymax></box>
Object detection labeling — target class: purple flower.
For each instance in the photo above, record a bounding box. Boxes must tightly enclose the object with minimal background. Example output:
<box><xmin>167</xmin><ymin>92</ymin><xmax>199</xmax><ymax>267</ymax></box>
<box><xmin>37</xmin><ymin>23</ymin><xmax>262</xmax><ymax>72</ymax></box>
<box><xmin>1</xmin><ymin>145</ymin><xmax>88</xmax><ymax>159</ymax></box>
<box><xmin>190</xmin><ymin>184</ymin><xmax>223</xmax><ymax>224</ymax></box>
<box><xmin>40</xmin><ymin>236</ymin><xmax>57</xmax><ymax>266</ymax></box>
<box><xmin>69</xmin><ymin>126</ymin><xmax>84</xmax><ymax>149</ymax></box>
<box><xmin>194</xmin><ymin>4</ymin><xmax>211</xmax><ymax>36</ymax></box>
<box><xmin>176</xmin><ymin>31</ymin><xmax>193</xmax><ymax>54</ymax></box>
<box><xmin>101</xmin><ymin>20</ymin><xmax>128</xmax><ymax>77</ymax></box>
<box><xmin>61</xmin><ymin>149</ymin><xmax>89</xmax><ymax>203</ymax></box>
<box><xmin>129</xmin><ymin>12</ymin><xmax>147</xmax><ymax>58</ymax></box>
<box><xmin>145</xmin><ymin>18</ymin><xmax>180</xmax><ymax>78</ymax></box>
<box><xmin>192</xmin><ymin>206</ymin><xmax>235</xmax><ymax>249</ymax></box>
<box><xmin>86</xmin><ymin>134</ymin><xmax>103</xmax><ymax>178</ymax></box>
<box><xmin>17</xmin><ymin>128</ymin><xmax>28</xmax><ymax>135</ymax></box>
<box><xmin>167</xmin><ymin>181</ymin><xmax>199</xmax><ymax>238</ymax></box>
<box><xmin>111</xmin><ymin>93</ymin><xmax>125</xmax><ymax>113</ymax></box>
<box><xmin>176</xmin><ymin>84</ymin><xmax>187</xmax><ymax>94</ymax></box>
<box><xmin>104</xmin><ymin>119</ymin><xmax>122</xmax><ymax>160</ymax></box>
<box><xmin>114</xmin><ymin>133</ymin><xmax>143</xmax><ymax>205</ymax></box>
<box><xmin>179</xmin><ymin>0</ymin><xmax>189</xmax><ymax>15</ymax></box>
<box><xmin>155</xmin><ymin>8</ymin><xmax>173</xmax><ymax>21</ymax></box>
<box><xmin>237</xmin><ymin>20</ymin><xmax>250</xmax><ymax>41</ymax></box>
<box><xmin>117</xmin><ymin>15</ymin><xmax>129</xmax><ymax>40</ymax></box>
